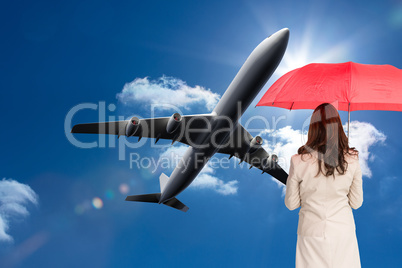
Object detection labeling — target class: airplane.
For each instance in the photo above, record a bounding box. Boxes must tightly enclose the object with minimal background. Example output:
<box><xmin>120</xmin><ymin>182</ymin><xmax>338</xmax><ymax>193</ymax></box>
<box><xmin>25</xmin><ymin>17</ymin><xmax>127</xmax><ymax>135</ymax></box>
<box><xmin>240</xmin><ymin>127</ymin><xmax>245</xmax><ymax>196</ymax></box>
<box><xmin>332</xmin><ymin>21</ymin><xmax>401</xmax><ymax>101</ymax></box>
<box><xmin>71</xmin><ymin>28</ymin><xmax>290</xmax><ymax>212</ymax></box>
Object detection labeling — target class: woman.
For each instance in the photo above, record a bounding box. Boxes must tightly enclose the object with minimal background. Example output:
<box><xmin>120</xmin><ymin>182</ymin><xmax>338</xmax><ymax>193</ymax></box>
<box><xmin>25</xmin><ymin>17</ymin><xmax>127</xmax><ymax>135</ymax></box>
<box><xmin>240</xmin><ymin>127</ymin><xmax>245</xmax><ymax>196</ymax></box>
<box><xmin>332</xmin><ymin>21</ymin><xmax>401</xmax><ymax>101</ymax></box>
<box><xmin>285</xmin><ymin>103</ymin><xmax>363</xmax><ymax>268</ymax></box>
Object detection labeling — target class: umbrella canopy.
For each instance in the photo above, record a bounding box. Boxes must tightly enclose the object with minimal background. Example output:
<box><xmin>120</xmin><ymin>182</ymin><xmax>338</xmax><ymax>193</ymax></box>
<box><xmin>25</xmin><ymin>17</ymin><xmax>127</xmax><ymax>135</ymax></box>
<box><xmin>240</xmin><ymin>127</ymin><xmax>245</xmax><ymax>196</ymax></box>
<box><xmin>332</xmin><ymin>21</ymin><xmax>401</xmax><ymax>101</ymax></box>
<box><xmin>256</xmin><ymin>61</ymin><xmax>402</xmax><ymax>139</ymax></box>
<box><xmin>257</xmin><ymin>61</ymin><xmax>402</xmax><ymax>112</ymax></box>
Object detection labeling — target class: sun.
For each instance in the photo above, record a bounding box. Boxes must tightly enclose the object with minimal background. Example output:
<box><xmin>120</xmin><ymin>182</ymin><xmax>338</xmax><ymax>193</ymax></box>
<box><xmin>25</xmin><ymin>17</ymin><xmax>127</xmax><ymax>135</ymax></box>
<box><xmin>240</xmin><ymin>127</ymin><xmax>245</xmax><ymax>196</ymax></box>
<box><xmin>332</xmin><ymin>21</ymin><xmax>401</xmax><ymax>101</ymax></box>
<box><xmin>275</xmin><ymin>24</ymin><xmax>354</xmax><ymax>77</ymax></box>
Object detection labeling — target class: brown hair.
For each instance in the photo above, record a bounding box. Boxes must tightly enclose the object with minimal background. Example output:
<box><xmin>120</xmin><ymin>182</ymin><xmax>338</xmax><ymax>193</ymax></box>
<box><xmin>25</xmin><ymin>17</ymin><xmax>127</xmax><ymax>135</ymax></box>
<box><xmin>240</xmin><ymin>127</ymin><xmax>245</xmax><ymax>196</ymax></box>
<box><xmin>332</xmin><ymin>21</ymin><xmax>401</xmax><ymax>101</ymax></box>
<box><xmin>298</xmin><ymin>103</ymin><xmax>358</xmax><ymax>177</ymax></box>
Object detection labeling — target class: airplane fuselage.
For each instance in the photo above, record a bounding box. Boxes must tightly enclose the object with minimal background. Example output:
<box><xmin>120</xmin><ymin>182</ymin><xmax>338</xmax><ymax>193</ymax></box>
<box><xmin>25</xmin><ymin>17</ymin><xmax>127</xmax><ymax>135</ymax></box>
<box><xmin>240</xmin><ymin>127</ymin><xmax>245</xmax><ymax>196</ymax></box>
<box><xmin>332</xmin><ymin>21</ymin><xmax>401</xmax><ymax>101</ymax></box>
<box><xmin>159</xmin><ymin>29</ymin><xmax>289</xmax><ymax>204</ymax></box>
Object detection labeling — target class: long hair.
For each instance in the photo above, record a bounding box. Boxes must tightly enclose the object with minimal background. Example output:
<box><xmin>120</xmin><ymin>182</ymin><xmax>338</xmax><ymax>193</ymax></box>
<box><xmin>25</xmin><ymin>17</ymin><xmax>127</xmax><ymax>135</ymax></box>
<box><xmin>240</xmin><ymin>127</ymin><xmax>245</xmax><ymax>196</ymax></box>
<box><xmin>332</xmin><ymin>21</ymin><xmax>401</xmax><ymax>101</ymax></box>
<box><xmin>298</xmin><ymin>103</ymin><xmax>358</xmax><ymax>177</ymax></box>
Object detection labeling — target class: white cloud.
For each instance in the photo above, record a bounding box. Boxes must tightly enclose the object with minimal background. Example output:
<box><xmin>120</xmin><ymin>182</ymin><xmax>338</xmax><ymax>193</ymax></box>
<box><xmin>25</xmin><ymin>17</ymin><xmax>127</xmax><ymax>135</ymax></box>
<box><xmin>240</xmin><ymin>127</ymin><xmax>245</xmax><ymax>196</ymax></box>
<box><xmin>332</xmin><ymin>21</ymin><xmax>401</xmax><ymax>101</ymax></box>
<box><xmin>259</xmin><ymin>126</ymin><xmax>308</xmax><ymax>173</ymax></box>
<box><xmin>117</xmin><ymin>76</ymin><xmax>220</xmax><ymax>111</ymax></box>
<box><xmin>0</xmin><ymin>179</ymin><xmax>38</xmax><ymax>242</ymax></box>
<box><xmin>192</xmin><ymin>174</ymin><xmax>238</xmax><ymax>195</ymax></box>
<box><xmin>158</xmin><ymin>145</ymin><xmax>238</xmax><ymax>195</ymax></box>
<box><xmin>259</xmin><ymin>121</ymin><xmax>386</xmax><ymax>178</ymax></box>
<box><xmin>159</xmin><ymin>144</ymin><xmax>189</xmax><ymax>164</ymax></box>
<box><xmin>348</xmin><ymin>121</ymin><xmax>386</xmax><ymax>177</ymax></box>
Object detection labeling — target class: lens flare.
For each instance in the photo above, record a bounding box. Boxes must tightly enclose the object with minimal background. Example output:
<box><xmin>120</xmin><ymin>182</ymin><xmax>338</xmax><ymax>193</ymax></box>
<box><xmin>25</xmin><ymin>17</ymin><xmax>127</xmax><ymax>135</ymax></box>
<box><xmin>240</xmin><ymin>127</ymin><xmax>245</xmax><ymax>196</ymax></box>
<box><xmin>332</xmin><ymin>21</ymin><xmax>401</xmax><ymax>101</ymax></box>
<box><xmin>389</xmin><ymin>6</ymin><xmax>402</xmax><ymax>28</ymax></box>
<box><xmin>74</xmin><ymin>200</ymin><xmax>92</xmax><ymax>215</ymax></box>
<box><xmin>92</xmin><ymin>197</ymin><xmax>103</xmax><ymax>209</ymax></box>
<box><xmin>74</xmin><ymin>205</ymin><xmax>85</xmax><ymax>215</ymax></box>
<box><xmin>105</xmin><ymin>189</ymin><xmax>114</xmax><ymax>200</ymax></box>
<box><xmin>119</xmin><ymin>183</ymin><xmax>129</xmax><ymax>194</ymax></box>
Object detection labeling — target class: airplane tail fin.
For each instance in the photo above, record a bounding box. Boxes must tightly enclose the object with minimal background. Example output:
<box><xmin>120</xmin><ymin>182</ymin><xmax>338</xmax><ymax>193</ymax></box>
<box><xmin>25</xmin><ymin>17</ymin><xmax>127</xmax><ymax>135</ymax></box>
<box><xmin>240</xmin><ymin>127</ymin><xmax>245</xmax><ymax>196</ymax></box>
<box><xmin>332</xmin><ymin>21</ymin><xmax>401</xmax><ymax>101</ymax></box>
<box><xmin>125</xmin><ymin>173</ymin><xmax>189</xmax><ymax>212</ymax></box>
<box><xmin>159</xmin><ymin>173</ymin><xmax>169</xmax><ymax>193</ymax></box>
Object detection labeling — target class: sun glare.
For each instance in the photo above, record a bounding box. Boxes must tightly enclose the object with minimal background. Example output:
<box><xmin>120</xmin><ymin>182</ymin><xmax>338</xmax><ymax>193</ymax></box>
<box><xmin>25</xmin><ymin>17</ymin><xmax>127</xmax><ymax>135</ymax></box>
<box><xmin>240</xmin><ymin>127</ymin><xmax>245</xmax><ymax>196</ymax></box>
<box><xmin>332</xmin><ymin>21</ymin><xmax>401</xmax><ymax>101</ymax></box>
<box><xmin>276</xmin><ymin>29</ymin><xmax>353</xmax><ymax>77</ymax></box>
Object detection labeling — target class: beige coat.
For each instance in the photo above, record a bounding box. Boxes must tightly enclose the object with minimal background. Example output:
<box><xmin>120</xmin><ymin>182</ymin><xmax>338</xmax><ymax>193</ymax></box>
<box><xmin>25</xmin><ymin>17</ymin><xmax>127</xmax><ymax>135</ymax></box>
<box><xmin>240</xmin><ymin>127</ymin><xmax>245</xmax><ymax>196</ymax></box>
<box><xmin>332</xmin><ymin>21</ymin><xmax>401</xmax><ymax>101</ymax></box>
<box><xmin>285</xmin><ymin>152</ymin><xmax>363</xmax><ymax>268</ymax></box>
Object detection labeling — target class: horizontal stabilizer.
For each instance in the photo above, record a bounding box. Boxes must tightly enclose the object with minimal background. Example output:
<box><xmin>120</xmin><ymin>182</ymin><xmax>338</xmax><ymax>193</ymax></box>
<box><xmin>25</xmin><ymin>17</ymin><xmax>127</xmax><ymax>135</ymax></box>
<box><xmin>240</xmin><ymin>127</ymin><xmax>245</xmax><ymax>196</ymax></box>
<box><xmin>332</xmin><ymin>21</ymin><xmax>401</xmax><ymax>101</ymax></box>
<box><xmin>163</xmin><ymin>198</ymin><xmax>189</xmax><ymax>212</ymax></box>
<box><xmin>125</xmin><ymin>193</ymin><xmax>161</xmax><ymax>203</ymax></box>
<box><xmin>125</xmin><ymin>193</ymin><xmax>189</xmax><ymax>212</ymax></box>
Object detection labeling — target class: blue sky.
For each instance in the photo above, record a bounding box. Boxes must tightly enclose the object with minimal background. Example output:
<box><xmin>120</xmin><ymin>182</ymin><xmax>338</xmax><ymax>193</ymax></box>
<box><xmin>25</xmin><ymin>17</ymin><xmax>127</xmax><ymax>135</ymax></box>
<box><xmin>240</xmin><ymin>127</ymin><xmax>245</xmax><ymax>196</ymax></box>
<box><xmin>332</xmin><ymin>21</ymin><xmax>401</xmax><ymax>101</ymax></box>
<box><xmin>1</xmin><ymin>0</ymin><xmax>402</xmax><ymax>267</ymax></box>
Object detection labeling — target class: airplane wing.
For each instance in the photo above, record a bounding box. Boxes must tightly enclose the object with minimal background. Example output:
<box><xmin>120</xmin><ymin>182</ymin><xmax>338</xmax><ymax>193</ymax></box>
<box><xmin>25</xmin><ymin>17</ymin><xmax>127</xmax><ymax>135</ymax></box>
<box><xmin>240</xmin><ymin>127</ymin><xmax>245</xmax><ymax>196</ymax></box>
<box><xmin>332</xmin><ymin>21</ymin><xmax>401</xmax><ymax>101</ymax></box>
<box><xmin>216</xmin><ymin>124</ymin><xmax>288</xmax><ymax>184</ymax></box>
<box><xmin>72</xmin><ymin>115</ymin><xmax>288</xmax><ymax>184</ymax></box>
<box><xmin>71</xmin><ymin>114</ymin><xmax>215</xmax><ymax>146</ymax></box>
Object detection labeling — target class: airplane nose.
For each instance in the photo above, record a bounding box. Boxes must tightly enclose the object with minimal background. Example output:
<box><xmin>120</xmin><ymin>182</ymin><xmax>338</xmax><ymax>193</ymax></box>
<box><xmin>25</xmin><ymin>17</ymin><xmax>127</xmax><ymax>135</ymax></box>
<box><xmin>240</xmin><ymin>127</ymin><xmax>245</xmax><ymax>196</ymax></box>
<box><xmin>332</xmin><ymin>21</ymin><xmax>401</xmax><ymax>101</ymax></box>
<box><xmin>281</xmin><ymin>28</ymin><xmax>290</xmax><ymax>41</ymax></box>
<box><xmin>245</xmin><ymin>27</ymin><xmax>289</xmax><ymax>74</ymax></box>
<box><xmin>268</xmin><ymin>28</ymin><xmax>290</xmax><ymax>48</ymax></box>
<box><xmin>277</xmin><ymin>28</ymin><xmax>289</xmax><ymax>42</ymax></box>
<box><xmin>278</xmin><ymin>28</ymin><xmax>289</xmax><ymax>37</ymax></box>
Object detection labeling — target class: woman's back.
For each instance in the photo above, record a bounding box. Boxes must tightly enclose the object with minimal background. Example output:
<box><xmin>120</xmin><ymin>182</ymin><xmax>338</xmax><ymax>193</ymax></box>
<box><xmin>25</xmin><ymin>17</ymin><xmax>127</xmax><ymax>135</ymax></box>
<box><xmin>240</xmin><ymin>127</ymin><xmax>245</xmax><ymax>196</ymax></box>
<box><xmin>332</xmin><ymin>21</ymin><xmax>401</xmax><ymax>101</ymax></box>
<box><xmin>285</xmin><ymin>151</ymin><xmax>363</xmax><ymax>268</ymax></box>
<box><xmin>286</xmin><ymin>152</ymin><xmax>363</xmax><ymax>237</ymax></box>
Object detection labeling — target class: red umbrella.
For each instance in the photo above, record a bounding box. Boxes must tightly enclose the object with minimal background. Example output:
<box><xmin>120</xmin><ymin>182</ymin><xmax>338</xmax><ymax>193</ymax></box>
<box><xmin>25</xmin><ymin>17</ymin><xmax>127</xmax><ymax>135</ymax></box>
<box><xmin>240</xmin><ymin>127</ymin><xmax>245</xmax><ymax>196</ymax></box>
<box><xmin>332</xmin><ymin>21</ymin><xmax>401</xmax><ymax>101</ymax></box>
<box><xmin>257</xmin><ymin>61</ymin><xmax>402</xmax><ymax>137</ymax></box>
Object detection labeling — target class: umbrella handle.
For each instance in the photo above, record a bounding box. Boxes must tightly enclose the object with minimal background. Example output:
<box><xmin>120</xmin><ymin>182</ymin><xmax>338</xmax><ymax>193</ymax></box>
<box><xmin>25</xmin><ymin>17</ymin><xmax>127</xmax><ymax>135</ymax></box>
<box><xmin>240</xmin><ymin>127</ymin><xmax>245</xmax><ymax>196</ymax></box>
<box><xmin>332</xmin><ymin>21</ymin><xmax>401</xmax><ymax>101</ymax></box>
<box><xmin>347</xmin><ymin>103</ymin><xmax>350</xmax><ymax>143</ymax></box>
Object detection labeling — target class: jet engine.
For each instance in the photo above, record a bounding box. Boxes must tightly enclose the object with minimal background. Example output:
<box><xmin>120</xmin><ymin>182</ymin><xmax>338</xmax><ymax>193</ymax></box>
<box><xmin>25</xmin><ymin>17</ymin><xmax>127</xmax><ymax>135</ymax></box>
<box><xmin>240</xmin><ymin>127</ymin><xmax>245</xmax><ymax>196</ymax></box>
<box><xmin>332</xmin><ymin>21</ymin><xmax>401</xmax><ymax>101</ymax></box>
<box><xmin>247</xmin><ymin>136</ymin><xmax>263</xmax><ymax>154</ymax></box>
<box><xmin>261</xmin><ymin>154</ymin><xmax>278</xmax><ymax>171</ymax></box>
<box><xmin>270</xmin><ymin>154</ymin><xmax>278</xmax><ymax>163</ymax></box>
<box><xmin>166</xmin><ymin>113</ymin><xmax>182</xmax><ymax>134</ymax></box>
<box><xmin>126</xmin><ymin>117</ymin><xmax>141</xmax><ymax>137</ymax></box>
